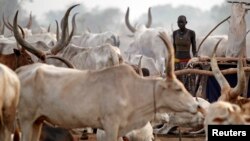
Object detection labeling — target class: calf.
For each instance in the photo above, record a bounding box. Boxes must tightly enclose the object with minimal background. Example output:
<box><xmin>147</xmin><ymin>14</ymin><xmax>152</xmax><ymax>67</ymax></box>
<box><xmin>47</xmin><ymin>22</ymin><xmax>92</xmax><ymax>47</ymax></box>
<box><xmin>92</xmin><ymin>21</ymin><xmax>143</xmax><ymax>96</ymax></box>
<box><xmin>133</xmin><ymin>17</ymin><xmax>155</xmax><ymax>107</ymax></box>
<box><xmin>96</xmin><ymin>122</ymin><xmax>153</xmax><ymax>141</ymax></box>
<box><xmin>153</xmin><ymin>97</ymin><xmax>209</xmax><ymax>135</ymax></box>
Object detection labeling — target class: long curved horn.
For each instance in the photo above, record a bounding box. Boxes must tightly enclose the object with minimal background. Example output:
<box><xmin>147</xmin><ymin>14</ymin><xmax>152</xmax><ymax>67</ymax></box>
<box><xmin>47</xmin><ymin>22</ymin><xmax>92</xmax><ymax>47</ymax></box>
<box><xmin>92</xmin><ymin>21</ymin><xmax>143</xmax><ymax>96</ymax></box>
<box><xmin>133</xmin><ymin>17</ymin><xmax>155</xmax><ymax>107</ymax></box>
<box><xmin>45</xmin><ymin>55</ymin><xmax>75</xmax><ymax>69</ymax></box>
<box><xmin>159</xmin><ymin>32</ymin><xmax>175</xmax><ymax>80</ymax></box>
<box><xmin>145</xmin><ymin>7</ymin><xmax>152</xmax><ymax>28</ymax></box>
<box><xmin>125</xmin><ymin>7</ymin><xmax>136</xmax><ymax>33</ymax></box>
<box><xmin>7</xmin><ymin>20</ymin><xmax>14</xmax><ymax>32</ymax></box>
<box><xmin>18</xmin><ymin>25</ymin><xmax>25</xmax><ymax>39</ymax></box>
<box><xmin>138</xmin><ymin>55</ymin><xmax>143</xmax><ymax>76</ymax></box>
<box><xmin>210</xmin><ymin>39</ymin><xmax>231</xmax><ymax>95</ymax></box>
<box><xmin>8</xmin><ymin>18</ymin><xmax>25</xmax><ymax>39</ymax></box>
<box><xmin>231</xmin><ymin>45</ymin><xmax>246</xmax><ymax>98</ymax></box>
<box><xmin>197</xmin><ymin>16</ymin><xmax>231</xmax><ymax>53</ymax></box>
<box><xmin>3</xmin><ymin>13</ymin><xmax>13</xmax><ymax>31</ymax></box>
<box><xmin>247</xmin><ymin>29</ymin><xmax>250</xmax><ymax>35</ymax></box>
<box><xmin>87</xmin><ymin>27</ymin><xmax>91</xmax><ymax>33</ymax></box>
<box><xmin>26</xmin><ymin>11</ymin><xmax>32</xmax><ymax>29</ymax></box>
<box><xmin>65</xmin><ymin>12</ymin><xmax>78</xmax><ymax>45</ymax></box>
<box><xmin>55</xmin><ymin>20</ymin><xmax>59</xmax><ymax>41</ymax></box>
<box><xmin>171</xmin><ymin>23</ymin><xmax>174</xmax><ymax>33</ymax></box>
<box><xmin>50</xmin><ymin>4</ymin><xmax>80</xmax><ymax>55</ymax></box>
<box><xmin>47</xmin><ymin>23</ymin><xmax>51</xmax><ymax>32</ymax></box>
<box><xmin>13</xmin><ymin>11</ymin><xmax>46</xmax><ymax>60</ymax></box>
<box><xmin>227</xmin><ymin>1</ymin><xmax>250</xmax><ymax>5</ymax></box>
<box><xmin>0</xmin><ymin>21</ymin><xmax>4</xmax><ymax>35</ymax></box>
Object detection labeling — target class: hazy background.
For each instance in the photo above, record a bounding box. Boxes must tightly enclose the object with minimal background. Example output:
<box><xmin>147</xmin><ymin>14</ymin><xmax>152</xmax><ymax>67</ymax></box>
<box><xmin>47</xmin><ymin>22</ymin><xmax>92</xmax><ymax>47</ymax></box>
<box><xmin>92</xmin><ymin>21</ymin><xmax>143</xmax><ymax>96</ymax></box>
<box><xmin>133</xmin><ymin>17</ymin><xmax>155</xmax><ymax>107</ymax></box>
<box><xmin>0</xmin><ymin>0</ymin><xmax>249</xmax><ymax>37</ymax></box>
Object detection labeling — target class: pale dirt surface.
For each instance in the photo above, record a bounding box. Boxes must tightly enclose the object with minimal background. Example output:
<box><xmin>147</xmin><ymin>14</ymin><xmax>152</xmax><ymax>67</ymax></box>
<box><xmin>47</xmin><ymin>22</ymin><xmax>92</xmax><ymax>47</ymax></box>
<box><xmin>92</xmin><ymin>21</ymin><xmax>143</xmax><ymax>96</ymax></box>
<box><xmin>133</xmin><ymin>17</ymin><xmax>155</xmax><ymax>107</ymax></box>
<box><xmin>79</xmin><ymin>133</ymin><xmax>205</xmax><ymax>141</ymax></box>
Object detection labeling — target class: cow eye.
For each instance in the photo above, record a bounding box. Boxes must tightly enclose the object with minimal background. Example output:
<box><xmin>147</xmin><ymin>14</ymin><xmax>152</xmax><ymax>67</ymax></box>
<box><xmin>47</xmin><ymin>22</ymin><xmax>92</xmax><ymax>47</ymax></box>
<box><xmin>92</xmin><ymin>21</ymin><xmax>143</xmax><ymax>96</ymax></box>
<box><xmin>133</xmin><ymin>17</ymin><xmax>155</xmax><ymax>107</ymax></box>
<box><xmin>175</xmin><ymin>88</ymin><xmax>182</xmax><ymax>92</ymax></box>
<box><xmin>28</xmin><ymin>58</ymin><xmax>32</xmax><ymax>63</ymax></box>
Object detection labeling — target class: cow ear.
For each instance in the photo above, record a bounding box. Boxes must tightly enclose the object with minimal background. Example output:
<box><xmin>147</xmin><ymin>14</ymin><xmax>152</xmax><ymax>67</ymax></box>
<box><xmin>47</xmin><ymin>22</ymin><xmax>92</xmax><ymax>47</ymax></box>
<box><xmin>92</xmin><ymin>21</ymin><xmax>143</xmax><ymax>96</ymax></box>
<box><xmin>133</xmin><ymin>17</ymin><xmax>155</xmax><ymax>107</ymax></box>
<box><xmin>122</xmin><ymin>136</ymin><xmax>129</xmax><ymax>141</ymax></box>
<box><xmin>159</xmin><ymin>81</ymin><xmax>167</xmax><ymax>89</ymax></box>
<box><xmin>230</xmin><ymin>104</ymin><xmax>241</xmax><ymax>113</ymax></box>
<box><xmin>244</xmin><ymin>116</ymin><xmax>250</xmax><ymax>123</ymax></box>
<box><xmin>13</xmin><ymin>49</ymin><xmax>21</xmax><ymax>56</ymax></box>
<box><xmin>213</xmin><ymin>117</ymin><xmax>225</xmax><ymax>123</ymax></box>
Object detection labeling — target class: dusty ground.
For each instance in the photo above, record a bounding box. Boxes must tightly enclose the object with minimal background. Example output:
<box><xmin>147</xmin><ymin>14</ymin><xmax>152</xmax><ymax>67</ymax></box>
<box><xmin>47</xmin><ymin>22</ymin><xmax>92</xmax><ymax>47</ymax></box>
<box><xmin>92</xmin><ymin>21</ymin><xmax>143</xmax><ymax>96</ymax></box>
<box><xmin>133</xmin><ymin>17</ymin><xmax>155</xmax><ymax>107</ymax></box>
<box><xmin>80</xmin><ymin>133</ymin><xmax>205</xmax><ymax>141</ymax></box>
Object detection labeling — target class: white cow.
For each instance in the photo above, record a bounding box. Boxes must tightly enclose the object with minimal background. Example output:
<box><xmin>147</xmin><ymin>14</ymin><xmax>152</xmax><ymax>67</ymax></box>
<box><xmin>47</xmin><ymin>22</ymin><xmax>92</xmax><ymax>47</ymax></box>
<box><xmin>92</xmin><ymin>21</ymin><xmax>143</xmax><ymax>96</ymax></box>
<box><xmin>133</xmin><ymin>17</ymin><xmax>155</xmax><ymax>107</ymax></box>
<box><xmin>0</xmin><ymin>63</ymin><xmax>20</xmax><ymax>141</ymax></box>
<box><xmin>226</xmin><ymin>3</ymin><xmax>247</xmax><ymax>57</ymax></box>
<box><xmin>25</xmin><ymin>32</ymin><xmax>57</xmax><ymax>48</ymax></box>
<box><xmin>0</xmin><ymin>38</ymin><xmax>18</xmax><ymax>54</ymax></box>
<box><xmin>126</xmin><ymin>54</ymin><xmax>161</xmax><ymax>76</ymax></box>
<box><xmin>0</xmin><ymin>13</ymin><xmax>57</xmax><ymax>55</ymax></box>
<box><xmin>123</xmin><ymin>7</ymin><xmax>169</xmax><ymax>75</ymax></box>
<box><xmin>196</xmin><ymin>3</ymin><xmax>248</xmax><ymax>58</ymax></box>
<box><xmin>96</xmin><ymin>122</ymin><xmax>154</xmax><ymax>141</ymax></box>
<box><xmin>2</xmin><ymin>11</ymin><xmax>33</xmax><ymax>38</ymax></box>
<box><xmin>153</xmin><ymin>97</ymin><xmax>210</xmax><ymax>135</ymax></box>
<box><xmin>13</xmin><ymin>7</ymin><xmax>122</xmax><ymax>70</ymax></box>
<box><xmin>70</xmin><ymin>31</ymin><xmax>120</xmax><ymax>47</ymax></box>
<box><xmin>15</xmin><ymin>32</ymin><xmax>200</xmax><ymax>141</ymax></box>
<box><xmin>196</xmin><ymin>35</ymin><xmax>228</xmax><ymax>58</ymax></box>
<box><xmin>54</xmin><ymin>43</ymin><xmax>123</xmax><ymax>70</ymax></box>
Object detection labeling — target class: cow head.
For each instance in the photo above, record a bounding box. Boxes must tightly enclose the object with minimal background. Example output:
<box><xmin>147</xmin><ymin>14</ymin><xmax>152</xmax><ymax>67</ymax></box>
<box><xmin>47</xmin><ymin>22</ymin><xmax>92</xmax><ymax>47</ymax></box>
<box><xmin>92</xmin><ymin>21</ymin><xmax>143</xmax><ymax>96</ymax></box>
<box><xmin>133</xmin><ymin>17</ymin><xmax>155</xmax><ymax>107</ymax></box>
<box><xmin>0</xmin><ymin>46</ymin><xmax>34</xmax><ymax>70</ymax></box>
<box><xmin>156</xmin><ymin>32</ymin><xmax>200</xmax><ymax>114</ymax></box>
<box><xmin>102</xmin><ymin>31</ymin><xmax>120</xmax><ymax>47</ymax></box>
<box><xmin>204</xmin><ymin>101</ymin><xmax>246</xmax><ymax>124</ymax></box>
<box><xmin>204</xmin><ymin>101</ymin><xmax>247</xmax><ymax>140</ymax></box>
<box><xmin>12</xmin><ymin>47</ymin><xmax>33</xmax><ymax>69</ymax></box>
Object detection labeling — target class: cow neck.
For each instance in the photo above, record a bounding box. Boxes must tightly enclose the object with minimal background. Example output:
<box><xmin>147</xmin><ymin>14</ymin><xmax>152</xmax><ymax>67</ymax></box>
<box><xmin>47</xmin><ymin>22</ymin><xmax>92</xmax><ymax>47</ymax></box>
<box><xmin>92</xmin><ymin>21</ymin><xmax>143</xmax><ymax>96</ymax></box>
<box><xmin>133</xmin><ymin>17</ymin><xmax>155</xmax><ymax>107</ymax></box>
<box><xmin>14</xmin><ymin>54</ymin><xmax>19</xmax><ymax>70</ymax></box>
<box><xmin>153</xmin><ymin>82</ymin><xmax>157</xmax><ymax>121</ymax></box>
<box><xmin>153</xmin><ymin>82</ymin><xmax>158</xmax><ymax>140</ymax></box>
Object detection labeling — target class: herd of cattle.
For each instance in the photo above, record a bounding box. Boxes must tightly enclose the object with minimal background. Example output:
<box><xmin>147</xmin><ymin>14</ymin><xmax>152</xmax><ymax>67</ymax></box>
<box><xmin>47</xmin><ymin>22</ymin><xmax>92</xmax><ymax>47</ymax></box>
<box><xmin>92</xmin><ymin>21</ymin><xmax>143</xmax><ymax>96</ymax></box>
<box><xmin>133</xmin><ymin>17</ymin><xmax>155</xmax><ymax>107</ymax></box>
<box><xmin>1</xmin><ymin>1</ymin><xmax>250</xmax><ymax>141</ymax></box>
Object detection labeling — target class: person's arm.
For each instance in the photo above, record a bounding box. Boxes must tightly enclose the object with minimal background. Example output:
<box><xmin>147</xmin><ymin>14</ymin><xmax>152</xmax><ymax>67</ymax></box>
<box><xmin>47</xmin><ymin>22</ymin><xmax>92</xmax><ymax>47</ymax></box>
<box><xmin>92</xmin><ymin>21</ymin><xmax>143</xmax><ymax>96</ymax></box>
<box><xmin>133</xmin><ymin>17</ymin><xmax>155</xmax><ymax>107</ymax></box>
<box><xmin>172</xmin><ymin>31</ymin><xmax>176</xmax><ymax>54</ymax></box>
<box><xmin>190</xmin><ymin>30</ymin><xmax>197</xmax><ymax>57</ymax></box>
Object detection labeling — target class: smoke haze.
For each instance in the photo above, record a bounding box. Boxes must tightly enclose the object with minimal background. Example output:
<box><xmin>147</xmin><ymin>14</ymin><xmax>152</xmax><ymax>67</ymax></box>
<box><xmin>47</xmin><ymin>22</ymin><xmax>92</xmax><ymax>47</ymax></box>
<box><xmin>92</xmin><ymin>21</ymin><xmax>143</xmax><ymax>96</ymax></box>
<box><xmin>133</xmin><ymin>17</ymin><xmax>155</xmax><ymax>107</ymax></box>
<box><xmin>0</xmin><ymin>0</ymin><xmax>249</xmax><ymax>37</ymax></box>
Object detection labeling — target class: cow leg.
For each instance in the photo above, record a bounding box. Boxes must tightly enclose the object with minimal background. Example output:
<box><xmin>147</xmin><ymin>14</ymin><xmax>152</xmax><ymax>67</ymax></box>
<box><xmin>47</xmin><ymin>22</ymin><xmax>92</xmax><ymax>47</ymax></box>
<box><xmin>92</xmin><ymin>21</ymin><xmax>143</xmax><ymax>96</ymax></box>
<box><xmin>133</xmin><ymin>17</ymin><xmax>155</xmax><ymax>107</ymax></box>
<box><xmin>0</xmin><ymin>125</ymin><xmax>11</xmax><ymax>141</ymax></box>
<box><xmin>20</xmin><ymin>121</ymin><xmax>33</xmax><ymax>141</ymax></box>
<box><xmin>3</xmin><ymin>104</ymin><xmax>17</xmax><ymax>133</ymax></box>
<box><xmin>31</xmin><ymin>122</ymin><xmax>43</xmax><ymax>141</ymax></box>
<box><xmin>103</xmin><ymin>121</ymin><xmax>119</xmax><ymax>141</ymax></box>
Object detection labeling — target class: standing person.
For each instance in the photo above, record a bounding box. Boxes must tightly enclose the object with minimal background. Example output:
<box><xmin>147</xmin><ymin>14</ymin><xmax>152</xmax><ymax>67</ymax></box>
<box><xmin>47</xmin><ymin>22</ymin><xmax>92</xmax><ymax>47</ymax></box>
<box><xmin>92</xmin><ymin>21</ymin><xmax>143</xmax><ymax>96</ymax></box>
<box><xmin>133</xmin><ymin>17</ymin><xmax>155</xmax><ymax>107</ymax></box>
<box><xmin>173</xmin><ymin>15</ymin><xmax>197</xmax><ymax>94</ymax></box>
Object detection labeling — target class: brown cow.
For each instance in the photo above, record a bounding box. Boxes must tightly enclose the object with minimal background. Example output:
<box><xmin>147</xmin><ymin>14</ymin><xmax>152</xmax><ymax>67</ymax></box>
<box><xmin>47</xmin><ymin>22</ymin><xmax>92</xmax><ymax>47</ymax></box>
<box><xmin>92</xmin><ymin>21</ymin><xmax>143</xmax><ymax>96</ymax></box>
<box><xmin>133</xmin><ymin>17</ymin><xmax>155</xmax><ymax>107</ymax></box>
<box><xmin>0</xmin><ymin>47</ymin><xmax>33</xmax><ymax>70</ymax></box>
<box><xmin>0</xmin><ymin>25</ymin><xmax>33</xmax><ymax>70</ymax></box>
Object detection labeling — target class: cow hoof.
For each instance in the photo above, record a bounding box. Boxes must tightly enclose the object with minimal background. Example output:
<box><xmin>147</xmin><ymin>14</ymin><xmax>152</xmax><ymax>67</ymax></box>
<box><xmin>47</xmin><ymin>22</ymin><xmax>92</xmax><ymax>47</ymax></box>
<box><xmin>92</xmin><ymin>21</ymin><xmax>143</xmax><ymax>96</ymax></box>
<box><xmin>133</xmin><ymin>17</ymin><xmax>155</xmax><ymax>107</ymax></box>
<box><xmin>80</xmin><ymin>133</ymin><xmax>88</xmax><ymax>140</ymax></box>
